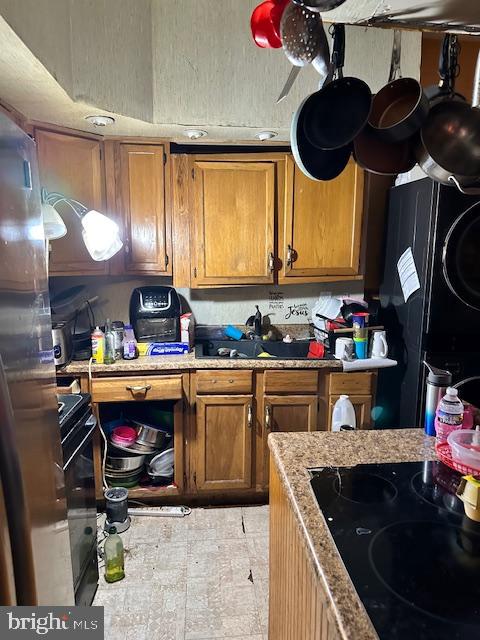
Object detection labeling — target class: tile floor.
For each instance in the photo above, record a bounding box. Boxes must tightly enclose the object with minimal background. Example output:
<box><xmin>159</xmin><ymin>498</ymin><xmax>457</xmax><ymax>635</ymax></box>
<box><xmin>94</xmin><ymin>505</ymin><xmax>269</xmax><ymax>640</ymax></box>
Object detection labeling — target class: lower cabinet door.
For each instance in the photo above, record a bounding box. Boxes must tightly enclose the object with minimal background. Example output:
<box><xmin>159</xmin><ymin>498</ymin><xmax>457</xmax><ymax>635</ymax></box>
<box><xmin>260</xmin><ymin>395</ymin><xmax>318</xmax><ymax>489</ymax></box>
<box><xmin>263</xmin><ymin>395</ymin><xmax>318</xmax><ymax>434</ymax></box>
<box><xmin>195</xmin><ymin>395</ymin><xmax>254</xmax><ymax>492</ymax></box>
<box><xmin>328</xmin><ymin>394</ymin><xmax>373</xmax><ymax>430</ymax></box>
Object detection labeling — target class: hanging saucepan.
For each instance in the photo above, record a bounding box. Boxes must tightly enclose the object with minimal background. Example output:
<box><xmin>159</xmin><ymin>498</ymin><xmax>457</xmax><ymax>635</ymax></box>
<box><xmin>446</xmin><ymin>53</ymin><xmax>480</xmax><ymax>195</ymax></box>
<box><xmin>291</xmin><ymin>26</ymin><xmax>351</xmax><ymax>181</ymax></box>
<box><xmin>368</xmin><ymin>30</ymin><xmax>428</xmax><ymax>142</ymax></box>
<box><xmin>353</xmin><ymin>31</ymin><xmax>416</xmax><ymax>176</ymax></box>
<box><xmin>301</xmin><ymin>25</ymin><xmax>371</xmax><ymax>151</ymax></box>
<box><xmin>292</xmin><ymin>0</ymin><xmax>348</xmax><ymax>11</ymax></box>
<box><xmin>424</xmin><ymin>34</ymin><xmax>463</xmax><ymax>105</ymax></box>
<box><xmin>415</xmin><ymin>37</ymin><xmax>480</xmax><ymax>186</ymax></box>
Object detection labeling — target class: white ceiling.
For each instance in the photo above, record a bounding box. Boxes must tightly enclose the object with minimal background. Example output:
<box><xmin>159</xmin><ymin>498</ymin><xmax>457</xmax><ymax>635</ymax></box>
<box><xmin>0</xmin><ymin>0</ymin><xmax>422</xmax><ymax>141</ymax></box>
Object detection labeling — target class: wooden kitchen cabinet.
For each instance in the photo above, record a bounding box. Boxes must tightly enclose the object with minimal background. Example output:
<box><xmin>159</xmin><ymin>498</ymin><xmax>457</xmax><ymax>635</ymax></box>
<box><xmin>194</xmin><ymin>395</ymin><xmax>254</xmax><ymax>492</ymax></box>
<box><xmin>117</xmin><ymin>143</ymin><xmax>172</xmax><ymax>274</ymax></box>
<box><xmin>327</xmin><ymin>372</ymin><xmax>376</xmax><ymax>430</ymax></box>
<box><xmin>35</xmin><ymin>128</ymin><xmax>106</xmax><ymax>275</ymax></box>
<box><xmin>279</xmin><ymin>156</ymin><xmax>365</xmax><ymax>282</ymax></box>
<box><xmin>259</xmin><ymin>394</ymin><xmax>319</xmax><ymax>489</ymax></box>
<box><xmin>191</xmin><ymin>160</ymin><xmax>276</xmax><ymax>286</ymax></box>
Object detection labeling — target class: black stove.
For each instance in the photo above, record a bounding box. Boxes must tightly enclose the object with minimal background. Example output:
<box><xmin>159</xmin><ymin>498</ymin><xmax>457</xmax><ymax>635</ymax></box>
<box><xmin>310</xmin><ymin>461</ymin><xmax>480</xmax><ymax>640</ymax></box>
<box><xmin>57</xmin><ymin>392</ymin><xmax>98</xmax><ymax>606</ymax></box>
<box><xmin>57</xmin><ymin>393</ymin><xmax>90</xmax><ymax>439</ymax></box>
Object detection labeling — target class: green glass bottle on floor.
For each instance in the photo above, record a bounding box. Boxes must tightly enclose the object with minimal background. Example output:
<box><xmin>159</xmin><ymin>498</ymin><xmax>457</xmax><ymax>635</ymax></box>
<box><xmin>104</xmin><ymin>526</ymin><xmax>125</xmax><ymax>583</ymax></box>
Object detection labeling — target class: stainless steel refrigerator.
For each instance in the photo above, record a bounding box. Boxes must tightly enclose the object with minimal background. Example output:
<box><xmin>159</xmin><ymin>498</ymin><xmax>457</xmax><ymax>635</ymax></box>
<box><xmin>0</xmin><ymin>113</ymin><xmax>74</xmax><ymax>605</ymax></box>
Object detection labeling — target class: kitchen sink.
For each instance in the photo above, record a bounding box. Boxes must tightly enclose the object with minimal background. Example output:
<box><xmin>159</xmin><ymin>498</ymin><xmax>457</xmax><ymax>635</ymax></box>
<box><xmin>194</xmin><ymin>339</ymin><xmax>334</xmax><ymax>360</ymax></box>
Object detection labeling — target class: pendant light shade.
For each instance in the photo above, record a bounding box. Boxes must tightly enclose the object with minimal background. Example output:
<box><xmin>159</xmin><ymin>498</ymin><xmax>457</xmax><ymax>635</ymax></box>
<box><xmin>41</xmin><ymin>189</ymin><xmax>122</xmax><ymax>261</ymax></box>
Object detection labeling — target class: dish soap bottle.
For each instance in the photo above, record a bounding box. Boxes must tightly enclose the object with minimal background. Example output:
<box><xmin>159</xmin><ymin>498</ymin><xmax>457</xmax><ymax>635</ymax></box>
<box><xmin>104</xmin><ymin>319</ymin><xmax>116</xmax><ymax>365</ymax></box>
<box><xmin>104</xmin><ymin>526</ymin><xmax>125</xmax><ymax>583</ymax></box>
<box><xmin>332</xmin><ymin>395</ymin><xmax>356</xmax><ymax>432</ymax></box>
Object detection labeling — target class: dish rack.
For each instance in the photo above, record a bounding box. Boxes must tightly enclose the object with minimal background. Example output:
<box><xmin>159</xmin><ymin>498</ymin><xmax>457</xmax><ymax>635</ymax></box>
<box><xmin>435</xmin><ymin>441</ymin><xmax>480</xmax><ymax>476</ymax></box>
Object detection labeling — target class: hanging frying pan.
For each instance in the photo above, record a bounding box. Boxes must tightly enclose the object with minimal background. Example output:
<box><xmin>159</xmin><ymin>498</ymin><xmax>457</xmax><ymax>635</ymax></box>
<box><xmin>302</xmin><ymin>24</ymin><xmax>372</xmax><ymax>151</ymax></box>
<box><xmin>416</xmin><ymin>36</ymin><xmax>480</xmax><ymax>186</ymax></box>
<box><xmin>291</xmin><ymin>26</ymin><xmax>351</xmax><ymax>181</ymax></box>
<box><xmin>368</xmin><ymin>30</ymin><xmax>428</xmax><ymax>142</ymax></box>
<box><xmin>291</xmin><ymin>95</ymin><xmax>352</xmax><ymax>181</ymax></box>
<box><xmin>353</xmin><ymin>31</ymin><xmax>415</xmax><ymax>176</ymax></box>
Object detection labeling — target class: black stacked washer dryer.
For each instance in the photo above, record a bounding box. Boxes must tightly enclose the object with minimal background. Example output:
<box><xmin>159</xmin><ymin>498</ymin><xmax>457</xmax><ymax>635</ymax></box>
<box><xmin>377</xmin><ymin>178</ymin><xmax>480</xmax><ymax>428</ymax></box>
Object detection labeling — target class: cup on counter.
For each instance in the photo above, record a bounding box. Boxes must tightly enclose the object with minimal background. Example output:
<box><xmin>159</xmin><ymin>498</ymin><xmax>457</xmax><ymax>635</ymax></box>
<box><xmin>353</xmin><ymin>338</ymin><xmax>368</xmax><ymax>359</ymax></box>
<box><xmin>334</xmin><ymin>337</ymin><xmax>354</xmax><ymax>361</ymax></box>
<box><xmin>370</xmin><ymin>330</ymin><xmax>388</xmax><ymax>359</ymax></box>
<box><xmin>352</xmin><ymin>312</ymin><xmax>369</xmax><ymax>341</ymax></box>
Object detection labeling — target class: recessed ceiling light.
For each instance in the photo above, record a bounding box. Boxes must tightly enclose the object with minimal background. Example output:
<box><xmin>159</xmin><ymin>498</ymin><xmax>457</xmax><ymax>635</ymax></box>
<box><xmin>184</xmin><ymin>129</ymin><xmax>208</xmax><ymax>140</ymax></box>
<box><xmin>85</xmin><ymin>115</ymin><xmax>115</xmax><ymax>127</ymax></box>
<box><xmin>255</xmin><ymin>131</ymin><xmax>278</xmax><ymax>141</ymax></box>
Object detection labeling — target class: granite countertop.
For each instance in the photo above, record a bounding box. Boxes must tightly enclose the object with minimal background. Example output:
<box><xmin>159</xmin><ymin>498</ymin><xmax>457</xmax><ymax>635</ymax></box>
<box><xmin>268</xmin><ymin>429</ymin><xmax>436</xmax><ymax>640</ymax></box>
<box><xmin>59</xmin><ymin>353</ymin><xmax>343</xmax><ymax>375</ymax></box>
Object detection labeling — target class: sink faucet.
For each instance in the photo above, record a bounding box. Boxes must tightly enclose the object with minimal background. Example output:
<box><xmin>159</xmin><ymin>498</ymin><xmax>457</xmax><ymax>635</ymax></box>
<box><xmin>254</xmin><ymin>305</ymin><xmax>262</xmax><ymax>337</ymax></box>
<box><xmin>246</xmin><ymin>306</ymin><xmax>263</xmax><ymax>339</ymax></box>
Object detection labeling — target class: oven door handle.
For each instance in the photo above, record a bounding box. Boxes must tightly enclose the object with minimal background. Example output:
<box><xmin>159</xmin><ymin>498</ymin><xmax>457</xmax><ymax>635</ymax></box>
<box><xmin>63</xmin><ymin>417</ymin><xmax>97</xmax><ymax>471</ymax></box>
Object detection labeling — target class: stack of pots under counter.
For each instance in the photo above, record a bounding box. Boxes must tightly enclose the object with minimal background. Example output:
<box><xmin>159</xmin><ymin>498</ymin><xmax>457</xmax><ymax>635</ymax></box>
<box><xmin>106</xmin><ymin>419</ymin><xmax>174</xmax><ymax>488</ymax></box>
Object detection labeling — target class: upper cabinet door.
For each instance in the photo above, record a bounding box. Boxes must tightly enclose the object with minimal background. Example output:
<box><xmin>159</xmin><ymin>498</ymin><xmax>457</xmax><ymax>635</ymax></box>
<box><xmin>36</xmin><ymin>129</ymin><xmax>107</xmax><ymax>275</ymax></box>
<box><xmin>119</xmin><ymin>144</ymin><xmax>171</xmax><ymax>274</ymax></box>
<box><xmin>192</xmin><ymin>161</ymin><xmax>275</xmax><ymax>286</ymax></box>
<box><xmin>279</xmin><ymin>156</ymin><xmax>365</xmax><ymax>282</ymax></box>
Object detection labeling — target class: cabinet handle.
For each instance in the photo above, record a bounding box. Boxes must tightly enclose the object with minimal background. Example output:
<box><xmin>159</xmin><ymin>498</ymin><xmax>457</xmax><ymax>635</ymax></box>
<box><xmin>268</xmin><ymin>252</ymin><xmax>275</xmax><ymax>273</ymax></box>
<box><xmin>125</xmin><ymin>384</ymin><xmax>152</xmax><ymax>393</ymax></box>
<box><xmin>265</xmin><ymin>404</ymin><xmax>271</xmax><ymax>430</ymax></box>
<box><xmin>247</xmin><ymin>404</ymin><xmax>253</xmax><ymax>428</ymax></box>
<box><xmin>286</xmin><ymin>244</ymin><xmax>294</xmax><ymax>266</ymax></box>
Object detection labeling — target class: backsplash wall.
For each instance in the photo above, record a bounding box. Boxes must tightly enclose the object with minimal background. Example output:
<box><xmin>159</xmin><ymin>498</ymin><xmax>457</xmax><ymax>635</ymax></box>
<box><xmin>49</xmin><ymin>276</ymin><xmax>364</xmax><ymax>326</ymax></box>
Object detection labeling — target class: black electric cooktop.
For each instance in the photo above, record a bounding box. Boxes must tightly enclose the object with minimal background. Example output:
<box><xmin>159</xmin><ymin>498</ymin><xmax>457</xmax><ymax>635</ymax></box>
<box><xmin>310</xmin><ymin>461</ymin><xmax>480</xmax><ymax>640</ymax></box>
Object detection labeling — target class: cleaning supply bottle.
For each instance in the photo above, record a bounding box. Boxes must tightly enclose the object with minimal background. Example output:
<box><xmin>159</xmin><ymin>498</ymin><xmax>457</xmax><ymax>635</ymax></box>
<box><xmin>435</xmin><ymin>387</ymin><xmax>464</xmax><ymax>440</ymax></box>
<box><xmin>104</xmin><ymin>319</ymin><xmax>116</xmax><ymax>365</ymax></box>
<box><xmin>91</xmin><ymin>326</ymin><xmax>105</xmax><ymax>364</ymax></box>
<box><xmin>123</xmin><ymin>324</ymin><xmax>138</xmax><ymax>360</ymax></box>
<box><xmin>332</xmin><ymin>395</ymin><xmax>356</xmax><ymax>432</ymax></box>
<box><xmin>104</xmin><ymin>526</ymin><xmax>125</xmax><ymax>583</ymax></box>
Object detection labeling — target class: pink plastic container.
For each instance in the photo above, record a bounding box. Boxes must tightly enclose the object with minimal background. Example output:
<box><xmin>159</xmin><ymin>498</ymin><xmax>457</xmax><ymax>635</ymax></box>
<box><xmin>111</xmin><ymin>426</ymin><xmax>137</xmax><ymax>446</ymax></box>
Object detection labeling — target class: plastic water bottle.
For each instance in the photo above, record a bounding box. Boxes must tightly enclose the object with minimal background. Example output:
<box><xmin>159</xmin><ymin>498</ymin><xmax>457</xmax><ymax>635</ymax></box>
<box><xmin>435</xmin><ymin>387</ymin><xmax>464</xmax><ymax>439</ymax></box>
<box><xmin>332</xmin><ymin>395</ymin><xmax>356</xmax><ymax>432</ymax></box>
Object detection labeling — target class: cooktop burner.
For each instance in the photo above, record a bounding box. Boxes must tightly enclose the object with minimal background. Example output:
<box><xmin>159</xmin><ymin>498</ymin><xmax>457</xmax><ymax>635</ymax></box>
<box><xmin>310</xmin><ymin>461</ymin><xmax>480</xmax><ymax>639</ymax></box>
<box><xmin>334</xmin><ymin>469</ymin><xmax>397</xmax><ymax>504</ymax></box>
